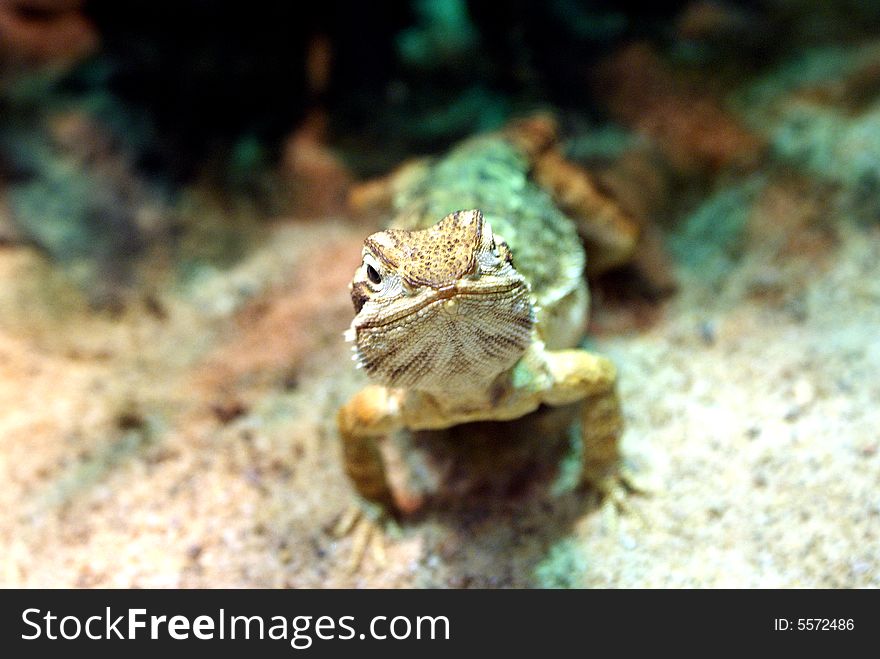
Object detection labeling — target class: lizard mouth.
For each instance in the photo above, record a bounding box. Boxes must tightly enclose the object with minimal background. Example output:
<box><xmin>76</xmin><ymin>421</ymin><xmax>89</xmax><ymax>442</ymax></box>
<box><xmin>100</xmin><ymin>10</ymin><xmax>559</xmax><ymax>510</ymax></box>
<box><xmin>353</xmin><ymin>278</ymin><xmax>528</xmax><ymax>331</ymax></box>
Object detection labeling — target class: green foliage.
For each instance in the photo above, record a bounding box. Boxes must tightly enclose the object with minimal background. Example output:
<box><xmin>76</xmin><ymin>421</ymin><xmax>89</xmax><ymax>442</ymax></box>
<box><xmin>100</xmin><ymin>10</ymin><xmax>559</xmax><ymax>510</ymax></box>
<box><xmin>397</xmin><ymin>0</ymin><xmax>479</xmax><ymax>69</ymax></box>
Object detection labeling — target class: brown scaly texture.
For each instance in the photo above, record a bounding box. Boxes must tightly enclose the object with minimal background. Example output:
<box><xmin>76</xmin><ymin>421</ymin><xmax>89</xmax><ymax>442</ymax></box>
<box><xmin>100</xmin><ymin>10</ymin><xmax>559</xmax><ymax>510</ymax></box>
<box><xmin>532</xmin><ymin>150</ymin><xmax>640</xmax><ymax>275</ymax></box>
<box><xmin>352</xmin><ymin>210</ymin><xmax>534</xmax><ymax>395</ymax></box>
<box><xmin>382</xmin><ymin>134</ymin><xmax>588</xmax><ymax>350</ymax></box>
<box><xmin>353</xmin><ymin>271</ymin><xmax>534</xmax><ymax>392</ymax></box>
<box><xmin>366</xmin><ymin>210</ymin><xmax>482</xmax><ymax>288</ymax></box>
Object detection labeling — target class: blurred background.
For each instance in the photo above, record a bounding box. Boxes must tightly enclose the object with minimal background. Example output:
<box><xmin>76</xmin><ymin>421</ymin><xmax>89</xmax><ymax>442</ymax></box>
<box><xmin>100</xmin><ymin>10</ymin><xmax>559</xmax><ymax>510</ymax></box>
<box><xmin>1</xmin><ymin>0</ymin><xmax>878</xmax><ymax>587</ymax></box>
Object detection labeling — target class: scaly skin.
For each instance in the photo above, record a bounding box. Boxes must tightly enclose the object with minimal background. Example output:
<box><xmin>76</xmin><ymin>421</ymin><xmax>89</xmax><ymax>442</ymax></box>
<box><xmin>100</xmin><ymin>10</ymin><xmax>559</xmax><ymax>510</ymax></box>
<box><xmin>337</xmin><ymin>121</ymin><xmax>630</xmax><ymax>518</ymax></box>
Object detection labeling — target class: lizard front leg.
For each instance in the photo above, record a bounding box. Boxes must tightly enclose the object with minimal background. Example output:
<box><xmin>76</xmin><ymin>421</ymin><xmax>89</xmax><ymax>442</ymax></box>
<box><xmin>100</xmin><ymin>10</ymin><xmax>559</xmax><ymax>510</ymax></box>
<box><xmin>335</xmin><ymin>384</ymin><xmax>410</xmax><ymax>571</ymax></box>
<box><xmin>336</xmin><ymin>384</ymin><xmax>405</xmax><ymax>514</ymax></box>
<box><xmin>539</xmin><ymin>350</ymin><xmax>626</xmax><ymax>496</ymax></box>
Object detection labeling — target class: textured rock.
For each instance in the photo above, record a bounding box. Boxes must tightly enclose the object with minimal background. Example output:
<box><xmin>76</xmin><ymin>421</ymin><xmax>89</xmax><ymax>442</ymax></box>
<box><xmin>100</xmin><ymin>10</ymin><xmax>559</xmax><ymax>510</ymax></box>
<box><xmin>595</xmin><ymin>43</ymin><xmax>765</xmax><ymax>175</ymax></box>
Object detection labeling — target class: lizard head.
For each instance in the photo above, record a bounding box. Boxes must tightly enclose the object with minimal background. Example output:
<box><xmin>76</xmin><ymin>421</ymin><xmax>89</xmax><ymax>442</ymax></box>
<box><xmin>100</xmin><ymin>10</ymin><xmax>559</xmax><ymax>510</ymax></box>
<box><xmin>345</xmin><ymin>209</ymin><xmax>535</xmax><ymax>393</ymax></box>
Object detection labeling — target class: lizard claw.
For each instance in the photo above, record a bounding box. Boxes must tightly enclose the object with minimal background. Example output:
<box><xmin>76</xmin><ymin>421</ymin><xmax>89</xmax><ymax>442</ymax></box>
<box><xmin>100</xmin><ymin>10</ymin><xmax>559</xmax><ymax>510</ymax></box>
<box><xmin>589</xmin><ymin>466</ymin><xmax>652</xmax><ymax>532</ymax></box>
<box><xmin>331</xmin><ymin>504</ymin><xmax>396</xmax><ymax>573</ymax></box>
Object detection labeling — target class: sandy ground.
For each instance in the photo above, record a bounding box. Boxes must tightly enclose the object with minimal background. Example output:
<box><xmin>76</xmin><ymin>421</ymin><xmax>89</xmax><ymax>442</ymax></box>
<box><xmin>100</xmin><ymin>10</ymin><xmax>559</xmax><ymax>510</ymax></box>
<box><xmin>1</xmin><ymin>196</ymin><xmax>877</xmax><ymax>588</ymax></box>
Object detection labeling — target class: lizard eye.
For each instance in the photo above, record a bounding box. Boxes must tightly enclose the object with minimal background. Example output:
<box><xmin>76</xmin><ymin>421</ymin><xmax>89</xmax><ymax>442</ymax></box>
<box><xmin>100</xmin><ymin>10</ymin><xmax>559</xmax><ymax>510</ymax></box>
<box><xmin>366</xmin><ymin>263</ymin><xmax>382</xmax><ymax>285</ymax></box>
